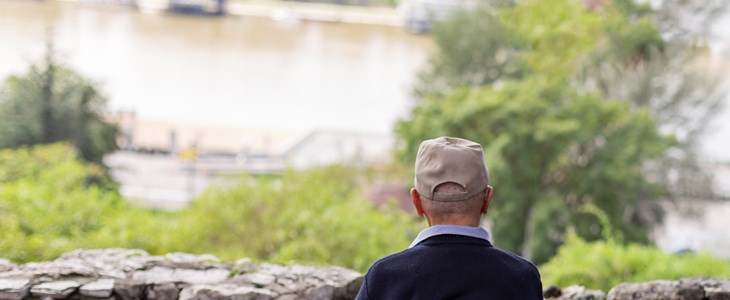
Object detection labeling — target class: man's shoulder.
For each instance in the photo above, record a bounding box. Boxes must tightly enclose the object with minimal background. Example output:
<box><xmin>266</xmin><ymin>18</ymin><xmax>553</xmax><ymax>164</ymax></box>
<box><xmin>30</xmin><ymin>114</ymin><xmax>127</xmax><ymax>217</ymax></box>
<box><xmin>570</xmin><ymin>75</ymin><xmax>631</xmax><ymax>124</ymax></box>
<box><xmin>489</xmin><ymin>246</ymin><xmax>541</xmax><ymax>274</ymax></box>
<box><xmin>367</xmin><ymin>247</ymin><xmax>417</xmax><ymax>272</ymax></box>
<box><xmin>490</xmin><ymin>246</ymin><xmax>538</xmax><ymax>265</ymax></box>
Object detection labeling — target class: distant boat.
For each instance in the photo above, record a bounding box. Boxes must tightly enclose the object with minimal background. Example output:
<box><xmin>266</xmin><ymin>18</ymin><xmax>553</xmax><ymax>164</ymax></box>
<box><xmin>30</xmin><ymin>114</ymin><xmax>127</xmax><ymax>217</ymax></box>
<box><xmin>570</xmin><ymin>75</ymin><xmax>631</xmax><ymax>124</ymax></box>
<box><xmin>168</xmin><ymin>0</ymin><xmax>226</xmax><ymax>15</ymax></box>
<box><xmin>135</xmin><ymin>0</ymin><xmax>226</xmax><ymax>16</ymax></box>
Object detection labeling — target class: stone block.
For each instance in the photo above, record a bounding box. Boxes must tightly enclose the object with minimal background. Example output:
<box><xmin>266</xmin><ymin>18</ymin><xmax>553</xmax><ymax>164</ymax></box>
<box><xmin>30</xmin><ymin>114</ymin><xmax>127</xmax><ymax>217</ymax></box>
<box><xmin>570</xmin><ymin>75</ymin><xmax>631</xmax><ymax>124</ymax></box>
<box><xmin>0</xmin><ymin>278</ymin><xmax>31</xmax><ymax>300</ymax></box>
<box><xmin>544</xmin><ymin>285</ymin><xmax>563</xmax><ymax>298</ymax></box>
<box><xmin>706</xmin><ymin>288</ymin><xmax>730</xmax><ymax>300</ymax></box>
<box><xmin>113</xmin><ymin>279</ymin><xmax>147</xmax><ymax>300</ymax></box>
<box><xmin>131</xmin><ymin>266</ymin><xmax>230</xmax><ymax>285</ymax></box>
<box><xmin>30</xmin><ymin>280</ymin><xmax>81</xmax><ymax>299</ymax></box>
<box><xmin>80</xmin><ymin>278</ymin><xmax>115</xmax><ymax>298</ymax></box>
<box><xmin>607</xmin><ymin>280</ymin><xmax>704</xmax><ymax>300</ymax></box>
<box><xmin>305</xmin><ymin>285</ymin><xmax>336</xmax><ymax>300</ymax></box>
<box><xmin>179</xmin><ymin>284</ymin><xmax>274</xmax><ymax>300</ymax></box>
<box><xmin>560</xmin><ymin>285</ymin><xmax>606</xmax><ymax>300</ymax></box>
<box><xmin>163</xmin><ymin>253</ymin><xmax>221</xmax><ymax>270</ymax></box>
<box><xmin>147</xmin><ymin>282</ymin><xmax>180</xmax><ymax>300</ymax></box>
<box><xmin>0</xmin><ymin>259</ymin><xmax>16</xmax><ymax>273</ymax></box>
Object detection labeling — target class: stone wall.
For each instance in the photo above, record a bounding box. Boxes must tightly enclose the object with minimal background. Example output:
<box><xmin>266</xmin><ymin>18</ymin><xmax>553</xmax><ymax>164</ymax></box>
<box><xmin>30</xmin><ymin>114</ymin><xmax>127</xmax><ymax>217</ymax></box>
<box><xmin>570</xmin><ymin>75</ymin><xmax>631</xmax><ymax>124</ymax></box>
<box><xmin>544</xmin><ymin>278</ymin><xmax>730</xmax><ymax>300</ymax></box>
<box><xmin>2</xmin><ymin>249</ymin><xmax>730</xmax><ymax>300</ymax></box>
<box><xmin>0</xmin><ymin>249</ymin><xmax>362</xmax><ymax>300</ymax></box>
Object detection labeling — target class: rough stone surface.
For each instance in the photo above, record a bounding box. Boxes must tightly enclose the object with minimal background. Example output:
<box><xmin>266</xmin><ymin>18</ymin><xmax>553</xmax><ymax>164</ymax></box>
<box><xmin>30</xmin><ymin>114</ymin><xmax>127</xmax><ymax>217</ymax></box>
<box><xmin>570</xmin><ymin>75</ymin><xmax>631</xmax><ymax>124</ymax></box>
<box><xmin>113</xmin><ymin>279</ymin><xmax>148</xmax><ymax>300</ymax></box>
<box><xmin>30</xmin><ymin>280</ymin><xmax>81</xmax><ymax>299</ymax></box>
<box><xmin>80</xmin><ymin>278</ymin><xmax>116</xmax><ymax>298</ymax></box>
<box><xmin>682</xmin><ymin>278</ymin><xmax>730</xmax><ymax>300</ymax></box>
<box><xmin>0</xmin><ymin>249</ymin><xmax>363</xmax><ymax>299</ymax></box>
<box><xmin>606</xmin><ymin>278</ymin><xmax>730</xmax><ymax>300</ymax></box>
<box><xmin>544</xmin><ymin>285</ymin><xmax>564</xmax><ymax>298</ymax></box>
<box><xmin>561</xmin><ymin>285</ymin><xmax>606</xmax><ymax>300</ymax></box>
<box><xmin>0</xmin><ymin>279</ymin><xmax>31</xmax><ymax>300</ymax></box>
<box><xmin>546</xmin><ymin>278</ymin><xmax>730</xmax><ymax>300</ymax></box>
<box><xmin>146</xmin><ymin>282</ymin><xmax>180</xmax><ymax>300</ymax></box>
<box><xmin>544</xmin><ymin>285</ymin><xmax>606</xmax><ymax>300</ymax></box>
<box><xmin>179</xmin><ymin>284</ymin><xmax>275</xmax><ymax>300</ymax></box>
<box><xmin>0</xmin><ymin>259</ymin><xmax>16</xmax><ymax>273</ymax></box>
<box><xmin>131</xmin><ymin>266</ymin><xmax>230</xmax><ymax>284</ymax></box>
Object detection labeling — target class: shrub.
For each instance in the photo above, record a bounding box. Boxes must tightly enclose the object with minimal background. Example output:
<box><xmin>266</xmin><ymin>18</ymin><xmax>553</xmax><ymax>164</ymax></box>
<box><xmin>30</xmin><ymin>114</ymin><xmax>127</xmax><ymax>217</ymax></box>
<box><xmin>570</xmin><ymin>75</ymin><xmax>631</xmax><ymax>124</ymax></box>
<box><xmin>540</xmin><ymin>232</ymin><xmax>730</xmax><ymax>291</ymax></box>
<box><xmin>178</xmin><ymin>166</ymin><xmax>421</xmax><ymax>271</ymax></box>
<box><xmin>0</xmin><ymin>144</ymin><xmax>164</xmax><ymax>262</ymax></box>
<box><xmin>0</xmin><ymin>144</ymin><xmax>420</xmax><ymax>272</ymax></box>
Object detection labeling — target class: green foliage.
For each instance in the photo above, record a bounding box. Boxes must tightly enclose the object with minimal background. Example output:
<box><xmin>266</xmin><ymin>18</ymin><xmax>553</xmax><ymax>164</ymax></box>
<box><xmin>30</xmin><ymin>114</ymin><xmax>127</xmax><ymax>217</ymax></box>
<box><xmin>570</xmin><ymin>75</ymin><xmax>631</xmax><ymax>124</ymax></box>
<box><xmin>575</xmin><ymin>0</ymin><xmax>726</xmax><ymax>199</ymax></box>
<box><xmin>501</xmin><ymin>0</ymin><xmax>609</xmax><ymax>78</ymax></box>
<box><xmin>415</xmin><ymin>5</ymin><xmax>526</xmax><ymax>97</ymax></box>
<box><xmin>177</xmin><ymin>166</ymin><xmax>421</xmax><ymax>271</ymax></box>
<box><xmin>398</xmin><ymin>76</ymin><xmax>669</xmax><ymax>263</ymax></box>
<box><xmin>0</xmin><ymin>144</ymin><xmax>193</xmax><ymax>262</ymax></box>
<box><xmin>398</xmin><ymin>0</ymin><xmax>678</xmax><ymax>264</ymax></box>
<box><xmin>541</xmin><ymin>233</ymin><xmax>730</xmax><ymax>291</ymax></box>
<box><xmin>0</xmin><ymin>144</ymin><xmax>420</xmax><ymax>272</ymax></box>
<box><xmin>0</xmin><ymin>144</ymin><xmax>160</xmax><ymax>262</ymax></box>
<box><xmin>0</xmin><ymin>44</ymin><xmax>118</xmax><ymax>164</ymax></box>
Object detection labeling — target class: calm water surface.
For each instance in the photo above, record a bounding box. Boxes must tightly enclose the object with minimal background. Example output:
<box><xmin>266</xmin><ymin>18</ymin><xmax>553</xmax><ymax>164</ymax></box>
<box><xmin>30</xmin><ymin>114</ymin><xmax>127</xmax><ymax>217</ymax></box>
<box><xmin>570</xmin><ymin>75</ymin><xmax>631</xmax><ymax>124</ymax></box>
<box><xmin>0</xmin><ymin>0</ymin><xmax>433</xmax><ymax>133</ymax></box>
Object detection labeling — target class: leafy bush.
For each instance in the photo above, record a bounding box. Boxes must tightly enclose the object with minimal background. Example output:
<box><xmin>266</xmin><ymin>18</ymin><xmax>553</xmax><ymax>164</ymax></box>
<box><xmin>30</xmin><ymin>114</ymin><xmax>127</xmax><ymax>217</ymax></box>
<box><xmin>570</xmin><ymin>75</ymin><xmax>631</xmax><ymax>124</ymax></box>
<box><xmin>0</xmin><ymin>144</ymin><xmax>164</xmax><ymax>261</ymax></box>
<box><xmin>0</xmin><ymin>144</ymin><xmax>420</xmax><ymax>272</ymax></box>
<box><xmin>177</xmin><ymin>166</ymin><xmax>421</xmax><ymax>271</ymax></box>
<box><xmin>540</xmin><ymin>232</ymin><xmax>730</xmax><ymax>291</ymax></box>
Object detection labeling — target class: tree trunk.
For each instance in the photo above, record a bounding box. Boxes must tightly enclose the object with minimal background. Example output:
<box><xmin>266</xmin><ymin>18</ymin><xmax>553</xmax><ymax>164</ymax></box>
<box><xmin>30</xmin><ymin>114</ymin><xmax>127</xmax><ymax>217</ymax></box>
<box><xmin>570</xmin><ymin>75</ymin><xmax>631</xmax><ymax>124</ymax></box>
<box><xmin>40</xmin><ymin>48</ymin><xmax>55</xmax><ymax>143</ymax></box>
<box><xmin>520</xmin><ymin>204</ymin><xmax>535</xmax><ymax>260</ymax></box>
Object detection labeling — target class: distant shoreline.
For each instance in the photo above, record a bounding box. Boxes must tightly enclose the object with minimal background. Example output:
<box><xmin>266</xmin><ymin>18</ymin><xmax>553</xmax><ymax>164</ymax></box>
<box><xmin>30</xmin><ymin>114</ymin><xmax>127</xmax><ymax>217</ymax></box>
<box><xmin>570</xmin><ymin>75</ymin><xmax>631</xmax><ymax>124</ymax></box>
<box><xmin>56</xmin><ymin>0</ymin><xmax>405</xmax><ymax>26</ymax></box>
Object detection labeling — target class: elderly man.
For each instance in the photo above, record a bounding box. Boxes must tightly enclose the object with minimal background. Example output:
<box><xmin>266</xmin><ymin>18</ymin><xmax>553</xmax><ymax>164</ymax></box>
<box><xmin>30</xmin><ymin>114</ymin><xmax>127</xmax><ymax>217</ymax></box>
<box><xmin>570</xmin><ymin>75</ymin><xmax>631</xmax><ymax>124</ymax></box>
<box><xmin>355</xmin><ymin>136</ymin><xmax>543</xmax><ymax>299</ymax></box>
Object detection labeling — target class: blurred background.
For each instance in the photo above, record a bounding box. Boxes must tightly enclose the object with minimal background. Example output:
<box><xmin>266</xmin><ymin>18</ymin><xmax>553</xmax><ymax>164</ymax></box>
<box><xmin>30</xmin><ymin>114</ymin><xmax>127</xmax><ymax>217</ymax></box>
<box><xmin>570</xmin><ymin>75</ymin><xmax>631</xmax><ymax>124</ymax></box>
<box><xmin>0</xmin><ymin>0</ymin><xmax>729</xmax><ymax>290</ymax></box>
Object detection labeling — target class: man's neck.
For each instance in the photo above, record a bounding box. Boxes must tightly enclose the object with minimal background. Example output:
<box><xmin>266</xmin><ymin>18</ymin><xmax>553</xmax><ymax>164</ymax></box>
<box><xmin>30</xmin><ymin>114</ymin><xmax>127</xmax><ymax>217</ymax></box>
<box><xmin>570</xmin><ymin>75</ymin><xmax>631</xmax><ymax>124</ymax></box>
<box><xmin>428</xmin><ymin>218</ymin><xmax>481</xmax><ymax>227</ymax></box>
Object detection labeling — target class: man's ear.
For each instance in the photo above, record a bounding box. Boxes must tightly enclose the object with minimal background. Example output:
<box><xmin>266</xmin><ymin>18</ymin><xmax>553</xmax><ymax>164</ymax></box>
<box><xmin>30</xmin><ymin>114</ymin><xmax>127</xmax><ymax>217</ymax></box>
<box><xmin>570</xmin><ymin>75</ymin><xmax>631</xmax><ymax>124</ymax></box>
<box><xmin>411</xmin><ymin>188</ymin><xmax>425</xmax><ymax>217</ymax></box>
<box><xmin>481</xmin><ymin>186</ymin><xmax>494</xmax><ymax>215</ymax></box>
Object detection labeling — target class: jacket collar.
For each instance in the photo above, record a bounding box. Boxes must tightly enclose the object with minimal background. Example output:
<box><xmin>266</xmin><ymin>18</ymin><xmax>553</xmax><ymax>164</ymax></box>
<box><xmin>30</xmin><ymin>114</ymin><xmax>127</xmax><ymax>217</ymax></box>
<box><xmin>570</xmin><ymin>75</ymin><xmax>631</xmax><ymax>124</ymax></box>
<box><xmin>409</xmin><ymin>225</ymin><xmax>491</xmax><ymax>248</ymax></box>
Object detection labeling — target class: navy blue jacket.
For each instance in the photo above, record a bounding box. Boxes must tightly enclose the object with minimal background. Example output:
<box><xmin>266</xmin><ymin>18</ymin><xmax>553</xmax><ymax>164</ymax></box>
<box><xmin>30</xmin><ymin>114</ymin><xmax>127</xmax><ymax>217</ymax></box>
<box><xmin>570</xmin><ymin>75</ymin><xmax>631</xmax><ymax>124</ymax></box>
<box><xmin>355</xmin><ymin>234</ymin><xmax>543</xmax><ymax>300</ymax></box>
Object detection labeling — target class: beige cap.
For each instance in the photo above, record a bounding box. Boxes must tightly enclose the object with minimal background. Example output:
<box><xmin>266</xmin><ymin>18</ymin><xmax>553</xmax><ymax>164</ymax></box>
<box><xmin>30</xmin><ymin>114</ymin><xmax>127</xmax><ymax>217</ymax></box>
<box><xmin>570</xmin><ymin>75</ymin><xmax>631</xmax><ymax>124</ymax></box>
<box><xmin>414</xmin><ymin>136</ymin><xmax>490</xmax><ymax>202</ymax></box>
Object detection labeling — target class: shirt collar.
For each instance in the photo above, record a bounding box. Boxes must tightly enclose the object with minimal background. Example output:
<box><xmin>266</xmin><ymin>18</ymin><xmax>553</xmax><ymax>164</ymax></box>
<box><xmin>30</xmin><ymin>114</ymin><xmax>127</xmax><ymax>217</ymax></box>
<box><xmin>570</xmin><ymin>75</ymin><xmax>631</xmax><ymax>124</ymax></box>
<box><xmin>408</xmin><ymin>225</ymin><xmax>491</xmax><ymax>248</ymax></box>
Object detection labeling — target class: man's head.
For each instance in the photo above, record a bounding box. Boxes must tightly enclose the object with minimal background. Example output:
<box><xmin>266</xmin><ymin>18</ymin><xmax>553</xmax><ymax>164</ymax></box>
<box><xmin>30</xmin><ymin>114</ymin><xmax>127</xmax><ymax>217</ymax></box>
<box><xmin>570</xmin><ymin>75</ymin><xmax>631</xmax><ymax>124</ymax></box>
<box><xmin>411</xmin><ymin>137</ymin><xmax>494</xmax><ymax>227</ymax></box>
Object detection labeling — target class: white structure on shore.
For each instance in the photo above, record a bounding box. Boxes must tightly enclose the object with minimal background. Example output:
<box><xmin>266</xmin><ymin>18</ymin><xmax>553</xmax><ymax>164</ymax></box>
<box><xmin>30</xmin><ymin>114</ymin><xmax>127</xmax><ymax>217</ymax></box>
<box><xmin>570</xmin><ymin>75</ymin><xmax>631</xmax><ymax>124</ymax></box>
<box><xmin>655</xmin><ymin>162</ymin><xmax>730</xmax><ymax>258</ymax></box>
<box><xmin>106</xmin><ymin>113</ymin><xmax>395</xmax><ymax>209</ymax></box>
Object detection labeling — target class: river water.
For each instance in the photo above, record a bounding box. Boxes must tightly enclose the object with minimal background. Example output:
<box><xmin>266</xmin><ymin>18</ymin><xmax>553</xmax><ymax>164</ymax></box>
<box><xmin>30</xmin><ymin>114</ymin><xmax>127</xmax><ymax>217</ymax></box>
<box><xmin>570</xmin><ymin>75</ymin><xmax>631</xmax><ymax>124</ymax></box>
<box><xmin>0</xmin><ymin>0</ymin><xmax>432</xmax><ymax>134</ymax></box>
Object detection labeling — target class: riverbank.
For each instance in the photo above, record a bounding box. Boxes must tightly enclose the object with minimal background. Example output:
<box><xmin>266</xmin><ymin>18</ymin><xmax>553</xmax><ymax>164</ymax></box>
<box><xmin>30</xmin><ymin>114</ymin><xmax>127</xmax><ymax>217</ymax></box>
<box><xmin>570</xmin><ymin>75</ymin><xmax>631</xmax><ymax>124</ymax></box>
<box><xmin>61</xmin><ymin>0</ymin><xmax>404</xmax><ymax>26</ymax></box>
<box><xmin>228</xmin><ymin>0</ymin><xmax>402</xmax><ymax>26</ymax></box>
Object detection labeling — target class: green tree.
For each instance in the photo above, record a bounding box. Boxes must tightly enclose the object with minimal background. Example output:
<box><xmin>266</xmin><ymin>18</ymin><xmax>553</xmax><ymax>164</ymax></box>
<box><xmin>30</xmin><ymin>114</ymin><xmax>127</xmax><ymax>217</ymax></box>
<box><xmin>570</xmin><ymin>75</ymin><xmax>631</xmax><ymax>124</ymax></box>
<box><xmin>413</xmin><ymin>3</ymin><xmax>525</xmax><ymax>98</ymax></box>
<box><xmin>579</xmin><ymin>4</ymin><xmax>727</xmax><ymax>200</ymax></box>
<box><xmin>0</xmin><ymin>43</ymin><xmax>118</xmax><ymax>163</ymax></box>
<box><xmin>397</xmin><ymin>78</ymin><xmax>668</xmax><ymax>263</ymax></box>
<box><xmin>396</xmin><ymin>0</ymin><xmax>675</xmax><ymax>263</ymax></box>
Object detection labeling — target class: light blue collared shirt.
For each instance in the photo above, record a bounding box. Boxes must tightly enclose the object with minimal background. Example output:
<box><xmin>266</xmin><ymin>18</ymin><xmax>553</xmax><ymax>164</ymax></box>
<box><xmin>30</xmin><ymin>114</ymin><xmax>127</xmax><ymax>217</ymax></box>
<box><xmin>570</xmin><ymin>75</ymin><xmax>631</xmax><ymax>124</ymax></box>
<box><xmin>408</xmin><ymin>225</ymin><xmax>491</xmax><ymax>248</ymax></box>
